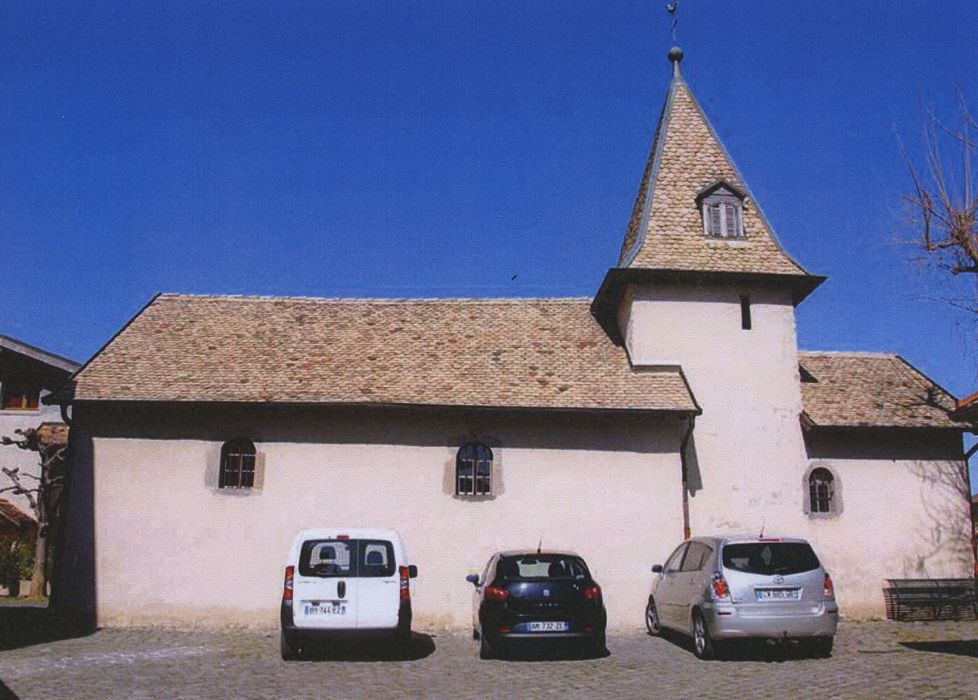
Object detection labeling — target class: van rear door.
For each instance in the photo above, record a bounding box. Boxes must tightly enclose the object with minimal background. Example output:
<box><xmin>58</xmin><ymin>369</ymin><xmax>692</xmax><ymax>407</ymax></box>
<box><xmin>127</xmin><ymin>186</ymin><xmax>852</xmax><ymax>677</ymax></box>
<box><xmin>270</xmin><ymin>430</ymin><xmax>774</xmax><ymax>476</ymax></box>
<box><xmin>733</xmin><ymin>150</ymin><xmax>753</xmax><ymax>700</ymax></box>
<box><xmin>293</xmin><ymin>538</ymin><xmax>358</xmax><ymax>629</ymax></box>
<box><xmin>355</xmin><ymin>540</ymin><xmax>400</xmax><ymax>630</ymax></box>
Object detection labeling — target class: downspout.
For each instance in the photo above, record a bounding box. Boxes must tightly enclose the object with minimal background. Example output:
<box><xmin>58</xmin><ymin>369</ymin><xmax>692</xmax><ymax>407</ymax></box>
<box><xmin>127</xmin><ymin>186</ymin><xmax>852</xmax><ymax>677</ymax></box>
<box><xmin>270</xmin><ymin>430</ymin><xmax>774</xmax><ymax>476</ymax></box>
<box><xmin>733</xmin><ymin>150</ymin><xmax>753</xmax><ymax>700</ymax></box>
<box><xmin>965</xmin><ymin>436</ymin><xmax>977</xmax><ymax>581</ymax></box>
<box><xmin>680</xmin><ymin>413</ymin><xmax>696</xmax><ymax>541</ymax></box>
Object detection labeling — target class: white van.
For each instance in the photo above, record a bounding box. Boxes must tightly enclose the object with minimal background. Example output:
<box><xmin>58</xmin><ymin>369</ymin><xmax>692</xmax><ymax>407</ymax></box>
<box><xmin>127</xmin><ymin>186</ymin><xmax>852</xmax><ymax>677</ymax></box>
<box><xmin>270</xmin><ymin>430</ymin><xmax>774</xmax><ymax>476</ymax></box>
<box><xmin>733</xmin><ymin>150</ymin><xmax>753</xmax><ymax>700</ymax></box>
<box><xmin>280</xmin><ymin>528</ymin><xmax>418</xmax><ymax>659</ymax></box>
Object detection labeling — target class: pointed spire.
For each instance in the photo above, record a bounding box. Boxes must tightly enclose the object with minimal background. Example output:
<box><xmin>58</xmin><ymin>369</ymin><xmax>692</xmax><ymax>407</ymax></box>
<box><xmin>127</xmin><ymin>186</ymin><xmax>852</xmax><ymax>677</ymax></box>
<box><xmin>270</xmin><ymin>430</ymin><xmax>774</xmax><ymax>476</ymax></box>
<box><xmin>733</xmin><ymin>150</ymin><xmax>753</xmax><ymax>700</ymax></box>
<box><xmin>616</xmin><ymin>50</ymin><xmax>809</xmax><ymax>277</ymax></box>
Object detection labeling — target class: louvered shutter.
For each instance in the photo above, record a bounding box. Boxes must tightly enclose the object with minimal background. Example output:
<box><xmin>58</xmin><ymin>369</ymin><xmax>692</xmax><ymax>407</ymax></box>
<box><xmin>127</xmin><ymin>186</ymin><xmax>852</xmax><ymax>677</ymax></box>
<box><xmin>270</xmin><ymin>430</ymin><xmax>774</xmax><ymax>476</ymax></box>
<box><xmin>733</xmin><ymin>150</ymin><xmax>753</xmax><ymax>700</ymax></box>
<box><xmin>709</xmin><ymin>204</ymin><xmax>722</xmax><ymax>236</ymax></box>
<box><xmin>723</xmin><ymin>203</ymin><xmax>738</xmax><ymax>238</ymax></box>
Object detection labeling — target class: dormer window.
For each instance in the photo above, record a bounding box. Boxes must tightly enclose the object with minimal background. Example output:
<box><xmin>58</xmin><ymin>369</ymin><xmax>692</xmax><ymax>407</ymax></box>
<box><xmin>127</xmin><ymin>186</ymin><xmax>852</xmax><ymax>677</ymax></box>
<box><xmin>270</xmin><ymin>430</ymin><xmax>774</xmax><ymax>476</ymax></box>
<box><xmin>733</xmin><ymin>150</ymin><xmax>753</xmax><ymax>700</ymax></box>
<box><xmin>697</xmin><ymin>182</ymin><xmax>745</xmax><ymax>239</ymax></box>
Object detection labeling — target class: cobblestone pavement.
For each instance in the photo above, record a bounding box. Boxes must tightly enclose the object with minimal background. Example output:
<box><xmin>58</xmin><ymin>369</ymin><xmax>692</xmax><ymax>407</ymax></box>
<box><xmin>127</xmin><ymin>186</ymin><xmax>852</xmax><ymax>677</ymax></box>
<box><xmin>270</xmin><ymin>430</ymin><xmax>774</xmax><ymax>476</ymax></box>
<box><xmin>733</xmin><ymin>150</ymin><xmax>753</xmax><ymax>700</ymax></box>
<box><xmin>0</xmin><ymin>621</ymin><xmax>976</xmax><ymax>699</ymax></box>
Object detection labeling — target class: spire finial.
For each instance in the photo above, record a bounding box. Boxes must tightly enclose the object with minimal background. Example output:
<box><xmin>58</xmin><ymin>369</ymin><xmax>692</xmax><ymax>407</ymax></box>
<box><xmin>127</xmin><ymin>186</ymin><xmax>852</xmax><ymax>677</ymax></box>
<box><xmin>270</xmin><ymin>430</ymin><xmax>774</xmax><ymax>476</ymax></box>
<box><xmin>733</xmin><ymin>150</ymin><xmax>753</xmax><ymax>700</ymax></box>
<box><xmin>668</xmin><ymin>46</ymin><xmax>684</xmax><ymax>78</ymax></box>
<box><xmin>666</xmin><ymin>2</ymin><xmax>682</xmax><ymax>78</ymax></box>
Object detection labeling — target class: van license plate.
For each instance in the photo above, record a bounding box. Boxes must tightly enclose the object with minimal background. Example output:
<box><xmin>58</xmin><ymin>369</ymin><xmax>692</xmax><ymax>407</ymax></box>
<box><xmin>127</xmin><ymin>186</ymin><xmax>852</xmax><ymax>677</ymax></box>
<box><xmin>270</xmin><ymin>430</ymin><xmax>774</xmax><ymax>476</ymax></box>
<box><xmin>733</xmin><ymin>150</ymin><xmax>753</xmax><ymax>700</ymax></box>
<box><xmin>528</xmin><ymin>621</ymin><xmax>569</xmax><ymax>632</ymax></box>
<box><xmin>304</xmin><ymin>603</ymin><xmax>346</xmax><ymax>616</ymax></box>
<box><xmin>756</xmin><ymin>589</ymin><xmax>800</xmax><ymax>601</ymax></box>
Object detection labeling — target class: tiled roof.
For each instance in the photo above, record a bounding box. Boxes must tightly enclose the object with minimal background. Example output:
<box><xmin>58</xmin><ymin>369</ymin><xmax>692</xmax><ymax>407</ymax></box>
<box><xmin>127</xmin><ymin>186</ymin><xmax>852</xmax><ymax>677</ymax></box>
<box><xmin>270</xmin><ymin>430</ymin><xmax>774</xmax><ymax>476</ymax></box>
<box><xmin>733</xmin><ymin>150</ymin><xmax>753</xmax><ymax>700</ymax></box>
<box><xmin>618</xmin><ymin>66</ymin><xmax>809</xmax><ymax>277</ymax></box>
<box><xmin>798</xmin><ymin>352</ymin><xmax>961</xmax><ymax>429</ymax></box>
<box><xmin>0</xmin><ymin>499</ymin><xmax>36</xmax><ymax>535</ymax></box>
<box><xmin>71</xmin><ymin>294</ymin><xmax>699</xmax><ymax>413</ymax></box>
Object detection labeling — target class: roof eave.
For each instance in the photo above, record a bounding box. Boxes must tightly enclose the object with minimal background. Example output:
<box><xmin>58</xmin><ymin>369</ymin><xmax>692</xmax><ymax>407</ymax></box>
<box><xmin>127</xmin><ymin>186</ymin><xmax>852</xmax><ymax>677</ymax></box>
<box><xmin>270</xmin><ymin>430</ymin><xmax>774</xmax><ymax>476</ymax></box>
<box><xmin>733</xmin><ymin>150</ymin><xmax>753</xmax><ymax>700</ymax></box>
<box><xmin>0</xmin><ymin>335</ymin><xmax>80</xmax><ymax>373</ymax></box>
<box><xmin>591</xmin><ymin>267</ymin><xmax>826</xmax><ymax>344</ymax></box>
<box><xmin>69</xmin><ymin>396</ymin><xmax>701</xmax><ymax>416</ymax></box>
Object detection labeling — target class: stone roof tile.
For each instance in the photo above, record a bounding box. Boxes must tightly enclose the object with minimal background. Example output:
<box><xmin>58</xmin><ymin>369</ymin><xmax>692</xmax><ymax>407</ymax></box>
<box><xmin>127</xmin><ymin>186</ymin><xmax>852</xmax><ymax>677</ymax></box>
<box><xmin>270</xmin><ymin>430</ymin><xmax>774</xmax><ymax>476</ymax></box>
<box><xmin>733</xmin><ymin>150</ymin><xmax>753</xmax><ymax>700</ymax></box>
<box><xmin>799</xmin><ymin>352</ymin><xmax>961</xmax><ymax>429</ymax></box>
<box><xmin>619</xmin><ymin>72</ymin><xmax>808</xmax><ymax>277</ymax></box>
<box><xmin>71</xmin><ymin>294</ymin><xmax>699</xmax><ymax>413</ymax></box>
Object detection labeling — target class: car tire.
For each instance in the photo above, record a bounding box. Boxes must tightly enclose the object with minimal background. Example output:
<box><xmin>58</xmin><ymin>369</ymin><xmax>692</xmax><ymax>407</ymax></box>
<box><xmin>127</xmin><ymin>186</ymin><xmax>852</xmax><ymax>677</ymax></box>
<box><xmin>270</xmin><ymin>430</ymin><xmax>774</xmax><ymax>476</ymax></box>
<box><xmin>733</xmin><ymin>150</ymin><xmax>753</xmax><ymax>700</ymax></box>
<box><xmin>691</xmin><ymin>610</ymin><xmax>722</xmax><ymax>661</ymax></box>
<box><xmin>395</xmin><ymin>624</ymin><xmax>412</xmax><ymax>651</ymax></box>
<box><xmin>809</xmin><ymin>636</ymin><xmax>834</xmax><ymax>658</ymax></box>
<box><xmin>472</xmin><ymin>627</ymin><xmax>480</xmax><ymax>641</ymax></box>
<box><xmin>589</xmin><ymin>633</ymin><xmax>607</xmax><ymax>658</ymax></box>
<box><xmin>280</xmin><ymin>631</ymin><xmax>299</xmax><ymax>661</ymax></box>
<box><xmin>645</xmin><ymin>598</ymin><xmax>662</xmax><ymax>636</ymax></box>
<box><xmin>479</xmin><ymin>632</ymin><xmax>494</xmax><ymax>660</ymax></box>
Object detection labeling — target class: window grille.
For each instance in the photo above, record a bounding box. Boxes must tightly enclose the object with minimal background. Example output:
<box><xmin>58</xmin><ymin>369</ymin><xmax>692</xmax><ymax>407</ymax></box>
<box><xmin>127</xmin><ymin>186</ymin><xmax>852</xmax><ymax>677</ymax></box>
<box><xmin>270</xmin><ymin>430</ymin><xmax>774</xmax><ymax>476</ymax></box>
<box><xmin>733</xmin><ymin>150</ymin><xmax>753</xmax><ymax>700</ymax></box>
<box><xmin>220</xmin><ymin>438</ymin><xmax>256</xmax><ymax>489</ymax></box>
<box><xmin>456</xmin><ymin>443</ymin><xmax>492</xmax><ymax>496</ymax></box>
<box><xmin>808</xmin><ymin>467</ymin><xmax>834</xmax><ymax>514</ymax></box>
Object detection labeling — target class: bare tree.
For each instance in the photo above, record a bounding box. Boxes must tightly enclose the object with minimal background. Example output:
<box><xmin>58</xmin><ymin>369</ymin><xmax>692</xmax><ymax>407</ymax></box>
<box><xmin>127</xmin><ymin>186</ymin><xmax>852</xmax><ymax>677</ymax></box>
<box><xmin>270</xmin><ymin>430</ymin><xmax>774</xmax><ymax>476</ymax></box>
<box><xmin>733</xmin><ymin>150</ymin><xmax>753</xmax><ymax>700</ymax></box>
<box><xmin>902</xmin><ymin>95</ymin><xmax>978</xmax><ymax>311</ymax></box>
<box><xmin>1</xmin><ymin>427</ymin><xmax>67</xmax><ymax>598</ymax></box>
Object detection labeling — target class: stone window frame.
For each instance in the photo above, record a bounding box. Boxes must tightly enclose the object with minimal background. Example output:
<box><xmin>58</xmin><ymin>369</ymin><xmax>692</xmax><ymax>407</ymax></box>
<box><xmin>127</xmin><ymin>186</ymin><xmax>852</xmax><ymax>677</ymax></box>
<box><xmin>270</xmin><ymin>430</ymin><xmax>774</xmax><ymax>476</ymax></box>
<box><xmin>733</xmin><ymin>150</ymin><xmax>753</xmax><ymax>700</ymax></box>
<box><xmin>696</xmin><ymin>181</ymin><xmax>746</xmax><ymax>240</ymax></box>
<box><xmin>803</xmin><ymin>461</ymin><xmax>842</xmax><ymax>519</ymax></box>
<box><xmin>455</xmin><ymin>442</ymin><xmax>493</xmax><ymax>497</ymax></box>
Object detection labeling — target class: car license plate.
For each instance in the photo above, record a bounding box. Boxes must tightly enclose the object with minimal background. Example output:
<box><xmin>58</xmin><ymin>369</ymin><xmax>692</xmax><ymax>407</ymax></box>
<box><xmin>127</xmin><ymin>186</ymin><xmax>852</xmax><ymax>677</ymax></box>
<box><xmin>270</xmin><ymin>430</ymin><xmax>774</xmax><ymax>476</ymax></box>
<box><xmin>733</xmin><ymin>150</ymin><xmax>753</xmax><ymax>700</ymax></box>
<box><xmin>304</xmin><ymin>602</ymin><xmax>346</xmax><ymax>616</ymax></box>
<box><xmin>756</xmin><ymin>588</ymin><xmax>800</xmax><ymax>601</ymax></box>
<box><xmin>527</xmin><ymin>621</ymin><xmax>569</xmax><ymax>632</ymax></box>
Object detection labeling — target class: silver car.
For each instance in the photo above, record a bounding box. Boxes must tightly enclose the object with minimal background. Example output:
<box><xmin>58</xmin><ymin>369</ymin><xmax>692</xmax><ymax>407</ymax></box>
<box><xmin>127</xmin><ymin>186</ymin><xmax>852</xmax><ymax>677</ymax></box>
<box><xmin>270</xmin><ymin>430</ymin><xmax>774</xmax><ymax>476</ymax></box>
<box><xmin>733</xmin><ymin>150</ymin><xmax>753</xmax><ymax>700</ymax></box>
<box><xmin>645</xmin><ymin>536</ymin><xmax>838</xmax><ymax>659</ymax></box>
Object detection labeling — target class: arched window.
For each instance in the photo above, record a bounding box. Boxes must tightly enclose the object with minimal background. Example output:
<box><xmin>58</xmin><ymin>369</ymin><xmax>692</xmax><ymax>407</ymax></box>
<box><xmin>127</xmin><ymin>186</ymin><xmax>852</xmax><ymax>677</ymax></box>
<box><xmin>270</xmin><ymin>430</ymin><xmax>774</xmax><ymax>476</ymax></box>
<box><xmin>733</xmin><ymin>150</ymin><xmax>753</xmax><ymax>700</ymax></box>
<box><xmin>456</xmin><ymin>443</ymin><xmax>492</xmax><ymax>496</ymax></box>
<box><xmin>220</xmin><ymin>438</ymin><xmax>256</xmax><ymax>489</ymax></box>
<box><xmin>808</xmin><ymin>467</ymin><xmax>834</xmax><ymax>514</ymax></box>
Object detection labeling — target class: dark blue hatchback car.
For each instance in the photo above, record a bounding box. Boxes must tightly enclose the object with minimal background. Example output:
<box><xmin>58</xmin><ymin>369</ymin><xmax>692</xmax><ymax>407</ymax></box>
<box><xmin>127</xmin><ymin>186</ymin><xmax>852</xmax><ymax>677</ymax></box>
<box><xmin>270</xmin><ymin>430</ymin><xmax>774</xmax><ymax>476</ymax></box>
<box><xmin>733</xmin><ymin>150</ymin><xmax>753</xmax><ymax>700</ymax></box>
<box><xmin>466</xmin><ymin>550</ymin><xmax>607</xmax><ymax>658</ymax></box>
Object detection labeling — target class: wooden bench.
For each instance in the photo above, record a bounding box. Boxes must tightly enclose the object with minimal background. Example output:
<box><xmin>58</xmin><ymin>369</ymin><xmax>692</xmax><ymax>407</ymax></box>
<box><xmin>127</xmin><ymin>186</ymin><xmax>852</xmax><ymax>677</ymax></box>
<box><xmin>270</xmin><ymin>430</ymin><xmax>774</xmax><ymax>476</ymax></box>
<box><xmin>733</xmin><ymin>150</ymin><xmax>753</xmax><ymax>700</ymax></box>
<box><xmin>884</xmin><ymin>578</ymin><xmax>977</xmax><ymax>621</ymax></box>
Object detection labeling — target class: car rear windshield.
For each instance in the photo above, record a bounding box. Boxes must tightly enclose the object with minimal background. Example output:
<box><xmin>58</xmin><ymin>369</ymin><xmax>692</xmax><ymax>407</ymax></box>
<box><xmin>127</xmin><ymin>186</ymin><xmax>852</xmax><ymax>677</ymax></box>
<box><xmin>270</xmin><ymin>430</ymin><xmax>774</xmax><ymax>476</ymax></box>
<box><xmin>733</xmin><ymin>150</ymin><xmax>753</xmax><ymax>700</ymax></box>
<box><xmin>298</xmin><ymin>539</ymin><xmax>395</xmax><ymax>578</ymax></box>
<box><xmin>498</xmin><ymin>555</ymin><xmax>589</xmax><ymax>581</ymax></box>
<box><xmin>721</xmin><ymin>542</ymin><xmax>820</xmax><ymax>576</ymax></box>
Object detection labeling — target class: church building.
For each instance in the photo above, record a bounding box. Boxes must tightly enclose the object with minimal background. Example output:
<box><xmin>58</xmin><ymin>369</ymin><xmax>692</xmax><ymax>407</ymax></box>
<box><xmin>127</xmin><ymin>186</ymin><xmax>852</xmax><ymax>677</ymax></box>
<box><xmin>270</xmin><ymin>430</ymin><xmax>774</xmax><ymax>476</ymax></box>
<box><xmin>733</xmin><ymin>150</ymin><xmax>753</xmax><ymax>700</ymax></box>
<box><xmin>55</xmin><ymin>50</ymin><xmax>973</xmax><ymax>630</ymax></box>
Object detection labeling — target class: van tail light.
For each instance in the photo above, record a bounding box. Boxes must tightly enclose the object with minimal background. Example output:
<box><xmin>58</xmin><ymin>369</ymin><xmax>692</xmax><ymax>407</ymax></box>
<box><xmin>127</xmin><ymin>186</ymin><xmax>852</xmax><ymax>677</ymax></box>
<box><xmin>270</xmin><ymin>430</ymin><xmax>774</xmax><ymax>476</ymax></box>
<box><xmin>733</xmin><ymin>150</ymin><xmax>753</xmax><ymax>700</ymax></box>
<box><xmin>283</xmin><ymin>565</ymin><xmax>295</xmax><ymax>602</ymax></box>
<box><xmin>399</xmin><ymin>566</ymin><xmax>411</xmax><ymax>602</ymax></box>
<box><xmin>711</xmin><ymin>573</ymin><xmax>730</xmax><ymax>600</ymax></box>
<box><xmin>582</xmin><ymin>585</ymin><xmax>602</xmax><ymax>601</ymax></box>
<box><xmin>823</xmin><ymin>572</ymin><xmax>835</xmax><ymax>600</ymax></box>
<box><xmin>484</xmin><ymin>585</ymin><xmax>510</xmax><ymax>602</ymax></box>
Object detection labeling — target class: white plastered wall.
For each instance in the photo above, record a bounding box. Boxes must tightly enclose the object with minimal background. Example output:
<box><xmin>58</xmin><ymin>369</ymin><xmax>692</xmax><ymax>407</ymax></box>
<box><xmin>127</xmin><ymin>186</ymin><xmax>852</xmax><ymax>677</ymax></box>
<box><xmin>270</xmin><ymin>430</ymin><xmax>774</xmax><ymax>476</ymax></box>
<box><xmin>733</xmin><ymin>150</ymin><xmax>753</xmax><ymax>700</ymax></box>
<box><xmin>801</xmin><ymin>433</ymin><xmax>972</xmax><ymax>618</ymax></box>
<box><xmin>81</xmin><ymin>407</ymin><xmax>685</xmax><ymax>630</ymax></box>
<box><xmin>620</xmin><ymin>284</ymin><xmax>812</xmax><ymax>537</ymax></box>
<box><xmin>619</xmin><ymin>283</ymin><xmax>972</xmax><ymax>619</ymax></box>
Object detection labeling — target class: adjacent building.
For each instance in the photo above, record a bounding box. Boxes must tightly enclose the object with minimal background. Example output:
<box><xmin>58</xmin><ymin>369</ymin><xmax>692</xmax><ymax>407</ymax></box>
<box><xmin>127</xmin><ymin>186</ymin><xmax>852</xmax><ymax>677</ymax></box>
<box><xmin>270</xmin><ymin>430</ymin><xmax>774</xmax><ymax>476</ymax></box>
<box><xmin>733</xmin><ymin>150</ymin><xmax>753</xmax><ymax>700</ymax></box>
<box><xmin>54</xmin><ymin>51</ymin><xmax>974</xmax><ymax>630</ymax></box>
<box><xmin>0</xmin><ymin>335</ymin><xmax>79</xmax><ymax>516</ymax></box>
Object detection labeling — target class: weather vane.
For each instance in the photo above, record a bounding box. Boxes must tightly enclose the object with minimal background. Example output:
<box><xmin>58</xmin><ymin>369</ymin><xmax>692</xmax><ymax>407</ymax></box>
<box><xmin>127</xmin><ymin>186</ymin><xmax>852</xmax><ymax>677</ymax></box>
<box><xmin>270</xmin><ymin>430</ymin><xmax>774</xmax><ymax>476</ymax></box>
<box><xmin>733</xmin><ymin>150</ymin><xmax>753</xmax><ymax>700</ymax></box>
<box><xmin>666</xmin><ymin>1</ymin><xmax>679</xmax><ymax>44</ymax></box>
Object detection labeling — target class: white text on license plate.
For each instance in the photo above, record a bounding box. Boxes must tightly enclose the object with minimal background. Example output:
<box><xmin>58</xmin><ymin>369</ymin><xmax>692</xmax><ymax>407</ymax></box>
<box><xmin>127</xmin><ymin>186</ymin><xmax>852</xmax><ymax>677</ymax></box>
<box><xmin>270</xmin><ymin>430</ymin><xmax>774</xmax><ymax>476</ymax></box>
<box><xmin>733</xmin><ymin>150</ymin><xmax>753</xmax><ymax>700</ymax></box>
<box><xmin>304</xmin><ymin>603</ymin><xmax>346</xmax><ymax>616</ymax></box>
<box><xmin>756</xmin><ymin>589</ymin><xmax>800</xmax><ymax>601</ymax></box>
<box><xmin>528</xmin><ymin>621</ymin><xmax>569</xmax><ymax>632</ymax></box>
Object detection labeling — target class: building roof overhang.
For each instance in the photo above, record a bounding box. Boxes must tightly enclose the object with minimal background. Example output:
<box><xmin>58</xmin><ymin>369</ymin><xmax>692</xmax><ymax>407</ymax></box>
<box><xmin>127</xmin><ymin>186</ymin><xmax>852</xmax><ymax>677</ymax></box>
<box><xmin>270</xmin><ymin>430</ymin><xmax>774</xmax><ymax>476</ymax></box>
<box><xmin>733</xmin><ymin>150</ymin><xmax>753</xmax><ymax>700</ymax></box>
<box><xmin>591</xmin><ymin>267</ymin><xmax>826</xmax><ymax>344</ymax></box>
<box><xmin>0</xmin><ymin>334</ymin><xmax>80</xmax><ymax>374</ymax></box>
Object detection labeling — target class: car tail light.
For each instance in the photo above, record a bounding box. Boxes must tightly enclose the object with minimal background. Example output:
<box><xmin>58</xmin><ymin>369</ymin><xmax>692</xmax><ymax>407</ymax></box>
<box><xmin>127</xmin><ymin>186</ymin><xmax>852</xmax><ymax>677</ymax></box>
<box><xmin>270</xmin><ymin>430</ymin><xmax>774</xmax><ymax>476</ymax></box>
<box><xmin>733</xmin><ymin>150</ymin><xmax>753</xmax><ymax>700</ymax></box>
<box><xmin>823</xmin><ymin>572</ymin><xmax>834</xmax><ymax>600</ymax></box>
<box><xmin>484</xmin><ymin>585</ymin><xmax>510</xmax><ymax>602</ymax></box>
<box><xmin>399</xmin><ymin>566</ymin><xmax>411</xmax><ymax>602</ymax></box>
<box><xmin>711</xmin><ymin>573</ymin><xmax>730</xmax><ymax>600</ymax></box>
<box><xmin>582</xmin><ymin>585</ymin><xmax>602</xmax><ymax>601</ymax></box>
<box><xmin>283</xmin><ymin>565</ymin><xmax>294</xmax><ymax>602</ymax></box>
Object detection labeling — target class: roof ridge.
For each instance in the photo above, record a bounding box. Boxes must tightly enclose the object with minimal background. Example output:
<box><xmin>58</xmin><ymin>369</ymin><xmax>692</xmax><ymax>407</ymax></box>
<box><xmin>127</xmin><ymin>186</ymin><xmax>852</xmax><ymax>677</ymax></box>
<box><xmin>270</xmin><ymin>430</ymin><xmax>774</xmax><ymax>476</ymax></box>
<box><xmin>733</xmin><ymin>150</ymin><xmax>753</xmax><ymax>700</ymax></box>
<box><xmin>156</xmin><ymin>294</ymin><xmax>593</xmax><ymax>304</ymax></box>
<box><xmin>799</xmin><ymin>350</ymin><xmax>899</xmax><ymax>358</ymax></box>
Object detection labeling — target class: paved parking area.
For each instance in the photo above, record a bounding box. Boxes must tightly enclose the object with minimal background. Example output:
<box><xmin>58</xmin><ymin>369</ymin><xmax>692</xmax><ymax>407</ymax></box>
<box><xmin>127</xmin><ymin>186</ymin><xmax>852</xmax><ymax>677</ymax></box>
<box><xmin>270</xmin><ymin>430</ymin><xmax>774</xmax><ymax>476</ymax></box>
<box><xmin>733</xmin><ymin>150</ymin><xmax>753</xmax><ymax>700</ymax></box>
<box><xmin>0</xmin><ymin>621</ymin><xmax>976</xmax><ymax>699</ymax></box>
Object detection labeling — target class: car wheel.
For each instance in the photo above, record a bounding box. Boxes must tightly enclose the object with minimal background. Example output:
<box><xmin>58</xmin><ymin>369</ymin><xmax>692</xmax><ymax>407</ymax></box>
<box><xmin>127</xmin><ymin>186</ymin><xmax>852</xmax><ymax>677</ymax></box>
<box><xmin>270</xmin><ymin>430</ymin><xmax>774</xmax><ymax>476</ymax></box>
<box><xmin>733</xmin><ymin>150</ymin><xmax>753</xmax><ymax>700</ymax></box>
<box><xmin>479</xmin><ymin>632</ymin><xmax>494</xmax><ymax>659</ymax></box>
<box><xmin>809</xmin><ymin>636</ymin><xmax>834</xmax><ymax>658</ymax></box>
<box><xmin>280</xmin><ymin>631</ymin><xmax>299</xmax><ymax>661</ymax></box>
<box><xmin>395</xmin><ymin>623</ymin><xmax>412</xmax><ymax>650</ymax></box>
<box><xmin>645</xmin><ymin>598</ymin><xmax>662</xmax><ymax>636</ymax></box>
<box><xmin>691</xmin><ymin>610</ymin><xmax>721</xmax><ymax>660</ymax></box>
<box><xmin>589</xmin><ymin>632</ymin><xmax>607</xmax><ymax>658</ymax></box>
<box><xmin>472</xmin><ymin>627</ymin><xmax>480</xmax><ymax>641</ymax></box>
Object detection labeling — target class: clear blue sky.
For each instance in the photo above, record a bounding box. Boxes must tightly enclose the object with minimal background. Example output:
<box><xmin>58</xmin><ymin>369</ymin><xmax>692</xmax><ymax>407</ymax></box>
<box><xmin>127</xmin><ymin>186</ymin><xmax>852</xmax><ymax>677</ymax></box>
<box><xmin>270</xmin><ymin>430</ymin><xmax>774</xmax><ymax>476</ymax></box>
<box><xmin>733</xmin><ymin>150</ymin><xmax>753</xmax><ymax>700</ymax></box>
<box><xmin>2</xmin><ymin>3</ymin><xmax>976</xmax><ymax>444</ymax></box>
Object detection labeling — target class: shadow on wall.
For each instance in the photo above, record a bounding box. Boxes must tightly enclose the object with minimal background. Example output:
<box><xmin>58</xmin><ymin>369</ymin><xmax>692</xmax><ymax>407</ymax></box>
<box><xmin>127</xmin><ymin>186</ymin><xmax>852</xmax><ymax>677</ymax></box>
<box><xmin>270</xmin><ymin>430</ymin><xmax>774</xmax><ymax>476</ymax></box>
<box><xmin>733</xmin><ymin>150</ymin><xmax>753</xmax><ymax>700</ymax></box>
<box><xmin>77</xmin><ymin>402</ymin><xmax>683</xmax><ymax>453</ymax></box>
<box><xmin>903</xmin><ymin>460</ymin><xmax>974</xmax><ymax>577</ymax></box>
